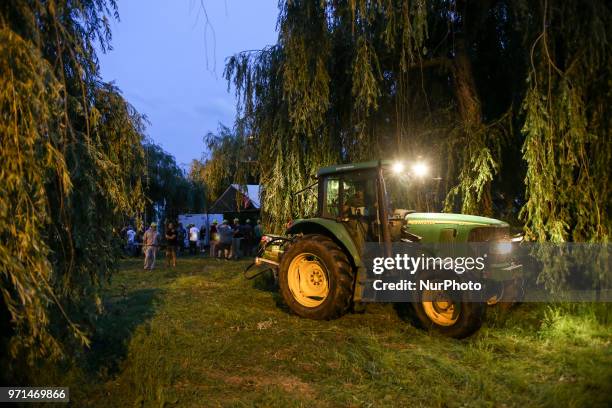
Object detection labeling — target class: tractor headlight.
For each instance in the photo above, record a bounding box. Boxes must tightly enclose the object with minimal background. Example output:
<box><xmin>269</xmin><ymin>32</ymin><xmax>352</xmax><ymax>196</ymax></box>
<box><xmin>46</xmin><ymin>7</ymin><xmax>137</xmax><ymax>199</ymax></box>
<box><xmin>392</xmin><ymin>161</ymin><xmax>405</xmax><ymax>174</ymax></box>
<box><xmin>411</xmin><ymin>162</ymin><xmax>428</xmax><ymax>177</ymax></box>
<box><xmin>492</xmin><ymin>241</ymin><xmax>513</xmax><ymax>255</ymax></box>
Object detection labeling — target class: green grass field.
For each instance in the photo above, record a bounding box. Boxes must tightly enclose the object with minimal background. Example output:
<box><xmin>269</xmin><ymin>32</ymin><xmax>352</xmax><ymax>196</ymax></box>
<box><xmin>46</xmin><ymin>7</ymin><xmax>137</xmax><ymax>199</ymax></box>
<box><xmin>34</xmin><ymin>257</ymin><xmax>612</xmax><ymax>407</ymax></box>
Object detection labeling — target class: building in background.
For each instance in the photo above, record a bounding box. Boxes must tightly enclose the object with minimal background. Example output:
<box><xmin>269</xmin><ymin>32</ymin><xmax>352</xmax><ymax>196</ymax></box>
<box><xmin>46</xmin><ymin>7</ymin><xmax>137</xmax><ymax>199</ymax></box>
<box><xmin>209</xmin><ymin>184</ymin><xmax>260</xmax><ymax>222</ymax></box>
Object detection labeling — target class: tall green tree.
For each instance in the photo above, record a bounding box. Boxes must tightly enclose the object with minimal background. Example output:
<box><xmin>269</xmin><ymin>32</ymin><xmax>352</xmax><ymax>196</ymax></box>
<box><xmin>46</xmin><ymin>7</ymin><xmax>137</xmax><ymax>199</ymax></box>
<box><xmin>142</xmin><ymin>142</ymin><xmax>207</xmax><ymax>222</ymax></box>
<box><xmin>225</xmin><ymin>0</ymin><xmax>610</xmax><ymax>241</ymax></box>
<box><xmin>0</xmin><ymin>0</ymin><xmax>145</xmax><ymax>364</ymax></box>
<box><xmin>196</xmin><ymin>124</ymin><xmax>258</xmax><ymax>204</ymax></box>
<box><xmin>186</xmin><ymin>159</ymin><xmax>208</xmax><ymax>212</ymax></box>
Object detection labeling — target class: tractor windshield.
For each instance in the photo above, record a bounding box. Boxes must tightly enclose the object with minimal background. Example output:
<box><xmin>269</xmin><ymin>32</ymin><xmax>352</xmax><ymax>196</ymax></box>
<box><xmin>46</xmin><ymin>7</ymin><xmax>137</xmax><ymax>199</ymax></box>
<box><xmin>383</xmin><ymin>167</ymin><xmax>435</xmax><ymax>215</ymax></box>
<box><xmin>321</xmin><ymin>171</ymin><xmax>377</xmax><ymax>220</ymax></box>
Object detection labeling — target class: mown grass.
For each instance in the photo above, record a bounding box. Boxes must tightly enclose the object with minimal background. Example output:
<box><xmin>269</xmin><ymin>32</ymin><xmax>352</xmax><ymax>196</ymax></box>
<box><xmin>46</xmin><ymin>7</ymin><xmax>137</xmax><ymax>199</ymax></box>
<box><xmin>32</xmin><ymin>257</ymin><xmax>612</xmax><ymax>407</ymax></box>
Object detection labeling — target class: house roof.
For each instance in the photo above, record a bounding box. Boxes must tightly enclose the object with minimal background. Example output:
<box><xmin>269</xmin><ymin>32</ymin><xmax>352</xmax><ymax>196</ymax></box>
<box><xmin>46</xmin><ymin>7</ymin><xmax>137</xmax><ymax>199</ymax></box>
<box><xmin>231</xmin><ymin>184</ymin><xmax>261</xmax><ymax>208</ymax></box>
<box><xmin>209</xmin><ymin>184</ymin><xmax>261</xmax><ymax>213</ymax></box>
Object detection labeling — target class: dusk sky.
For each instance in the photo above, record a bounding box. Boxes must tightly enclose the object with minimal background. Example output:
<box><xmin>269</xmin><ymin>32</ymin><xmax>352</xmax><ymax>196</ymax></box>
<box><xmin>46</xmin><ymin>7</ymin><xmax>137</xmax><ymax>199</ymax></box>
<box><xmin>99</xmin><ymin>1</ymin><xmax>279</xmax><ymax>168</ymax></box>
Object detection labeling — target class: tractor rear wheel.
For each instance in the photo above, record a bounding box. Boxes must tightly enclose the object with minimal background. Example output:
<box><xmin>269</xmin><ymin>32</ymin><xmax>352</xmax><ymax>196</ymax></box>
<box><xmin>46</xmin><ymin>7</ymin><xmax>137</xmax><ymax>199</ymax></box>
<box><xmin>279</xmin><ymin>234</ymin><xmax>354</xmax><ymax>320</ymax></box>
<box><xmin>412</xmin><ymin>270</ymin><xmax>486</xmax><ymax>339</ymax></box>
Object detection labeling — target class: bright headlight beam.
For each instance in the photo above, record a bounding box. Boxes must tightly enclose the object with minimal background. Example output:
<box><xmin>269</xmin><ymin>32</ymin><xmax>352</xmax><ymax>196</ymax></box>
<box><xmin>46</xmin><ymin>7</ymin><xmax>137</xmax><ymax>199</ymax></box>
<box><xmin>494</xmin><ymin>242</ymin><xmax>513</xmax><ymax>255</ymax></box>
<box><xmin>392</xmin><ymin>162</ymin><xmax>405</xmax><ymax>174</ymax></box>
<box><xmin>412</xmin><ymin>162</ymin><xmax>428</xmax><ymax>177</ymax></box>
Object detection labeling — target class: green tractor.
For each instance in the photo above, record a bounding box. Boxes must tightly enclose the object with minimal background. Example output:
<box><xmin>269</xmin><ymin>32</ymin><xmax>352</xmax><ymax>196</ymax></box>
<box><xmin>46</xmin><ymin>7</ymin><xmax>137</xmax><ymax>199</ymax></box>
<box><xmin>252</xmin><ymin>160</ymin><xmax>522</xmax><ymax>338</ymax></box>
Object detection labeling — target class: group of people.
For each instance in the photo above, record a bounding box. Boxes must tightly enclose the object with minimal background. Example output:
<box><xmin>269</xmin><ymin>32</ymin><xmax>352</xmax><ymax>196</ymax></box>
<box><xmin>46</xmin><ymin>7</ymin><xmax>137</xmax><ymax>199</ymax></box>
<box><xmin>126</xmin><ymin>218</ymin><xmax>264</xmax><ymax>271</ymax></box>
<box><xmin>209</xmin><ymin>218</ymin><xmax>263</xmax><ymax>260</ymax></box>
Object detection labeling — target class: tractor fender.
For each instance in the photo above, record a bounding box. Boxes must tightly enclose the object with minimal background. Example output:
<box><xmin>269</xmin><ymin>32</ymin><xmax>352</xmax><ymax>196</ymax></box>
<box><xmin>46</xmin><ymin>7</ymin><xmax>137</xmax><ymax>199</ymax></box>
<box><xmin>286</xmin><ymin>218</ymin><xmax>363</xmax><ymax>269</ymax></box>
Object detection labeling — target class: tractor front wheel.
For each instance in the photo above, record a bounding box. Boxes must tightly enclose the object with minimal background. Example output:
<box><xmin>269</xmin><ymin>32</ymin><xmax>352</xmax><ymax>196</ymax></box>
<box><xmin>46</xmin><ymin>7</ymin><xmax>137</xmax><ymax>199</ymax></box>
<box><xmin>412</xmin><ymin>271</ymin><xmax>486</xmax><ymax>339</ymax></box>
<box><xmin>279</xmin><ymin>234</ymin><xmax>354</xmax><ymax>320</ymax></box>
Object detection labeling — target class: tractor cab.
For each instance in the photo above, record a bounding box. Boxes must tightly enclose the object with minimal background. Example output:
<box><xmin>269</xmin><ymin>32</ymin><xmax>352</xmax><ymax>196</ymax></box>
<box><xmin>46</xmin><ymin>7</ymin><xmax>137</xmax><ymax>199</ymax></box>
<box><xmin>316</xmin><ymin>160</ymin><xmax>418</xmax><ymax>244</ymax></box>
<box><xmin>318</xmin><ymin>166</ymin><xmax>378</xmax><ymax>240</ymax></box>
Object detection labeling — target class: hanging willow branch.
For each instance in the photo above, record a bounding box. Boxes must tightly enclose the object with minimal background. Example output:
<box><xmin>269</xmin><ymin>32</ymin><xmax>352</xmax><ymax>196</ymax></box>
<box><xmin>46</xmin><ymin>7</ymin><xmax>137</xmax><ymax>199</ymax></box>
<box><xmin>225</xmin><ymin>0</ymin><xmax>430</xmax><ymax>231</ymax></box>
<box><xmin>0</xmin><ymin>1</ymin><xmax>145</xmax><ymax>363</ymax></box>
<box><xmin>222</xmin><ymin>0</ymin><xmax>608</xmax><ymax>244</ymax></box>
<box><xmin>520</xmin><ymin>0</ymin><xmax>610</xmax><ymax>243</ymax></box>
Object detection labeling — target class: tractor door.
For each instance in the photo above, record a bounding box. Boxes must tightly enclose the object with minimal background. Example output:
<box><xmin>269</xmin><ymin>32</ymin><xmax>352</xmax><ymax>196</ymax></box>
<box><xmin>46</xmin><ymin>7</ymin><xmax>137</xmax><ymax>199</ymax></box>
<box><xmin>320</xmin><ymin>171</ymin><xmax>380</xmax><ymax>246</ymax></box>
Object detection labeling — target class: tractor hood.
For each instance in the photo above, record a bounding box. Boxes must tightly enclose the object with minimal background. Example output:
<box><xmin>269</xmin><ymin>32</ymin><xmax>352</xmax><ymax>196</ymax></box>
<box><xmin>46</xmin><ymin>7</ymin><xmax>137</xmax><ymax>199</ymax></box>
<box><xmin>406</xmin><ymin>212</ymin><xmax>508</xmax><ymax>227</ymax></box>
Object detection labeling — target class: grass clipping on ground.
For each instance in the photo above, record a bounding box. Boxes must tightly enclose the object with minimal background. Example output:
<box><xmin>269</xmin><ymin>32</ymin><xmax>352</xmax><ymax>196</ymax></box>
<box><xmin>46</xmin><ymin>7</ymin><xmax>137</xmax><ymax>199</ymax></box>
<box><xmin>32</xmin><ymin>258</ymin><xmax>612</xmax><ymax>407</ymax></box>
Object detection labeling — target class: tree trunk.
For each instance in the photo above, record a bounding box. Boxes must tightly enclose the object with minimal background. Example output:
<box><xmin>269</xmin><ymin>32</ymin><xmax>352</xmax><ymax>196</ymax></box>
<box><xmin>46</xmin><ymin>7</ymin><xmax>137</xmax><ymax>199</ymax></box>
<box><xmin>451</xmin><ymin>36</ymin><xmax>493</xmax><ymax>216</ymax></box>
<box><xmin>452</xmin><ymin>37</ymin><xmax>482</xmax><ymax>126</ymax></box>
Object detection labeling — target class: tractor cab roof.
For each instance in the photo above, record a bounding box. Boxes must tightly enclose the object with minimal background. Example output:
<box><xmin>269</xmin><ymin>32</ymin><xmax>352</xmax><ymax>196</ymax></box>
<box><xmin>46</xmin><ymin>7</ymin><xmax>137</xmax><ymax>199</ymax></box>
<box><xmin>317</xmin><ymin>160</ymin><xmax>393</xmax><ymax>177</ymax></box>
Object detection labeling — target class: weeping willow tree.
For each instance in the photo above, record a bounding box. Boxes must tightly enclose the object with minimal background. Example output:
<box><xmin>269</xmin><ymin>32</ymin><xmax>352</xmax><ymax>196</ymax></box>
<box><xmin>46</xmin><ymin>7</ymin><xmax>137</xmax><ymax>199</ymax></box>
<box><xmin>226</xmin><ymin>0</ymin><xmax>609</xmax><ymax>241</ymax></box>
<box><xmin>520</xmin><ymin>0</ymin><xmax>611</xmax><ymax>243</ymax></box>
<box><xmin>140</xmin><ymin>142</ymin><xmax>207</xmax><ymax>223</ymax></box>
<box><xmin>185</xmin><ymin>124</ymin><xmax>259</xmax><ymax>214</ymax></box>
<box><xmin>0</xmin><ymin>0</ymin><xmax>145</xmax><ymax>366</ymax></box>
<box><xmin>225</xmin><ymin>0</ymin><xmax>518</xmax><ymax>230</ymax></box>
<box><xmin>226</xmin><ymin>4</ymin><xmax>337</xmax><ymax>228</ymax></box>
<box><xmin>196</xmin><ymin>124</ymin><xmax>249</xmax><ymax>203</ymax></box>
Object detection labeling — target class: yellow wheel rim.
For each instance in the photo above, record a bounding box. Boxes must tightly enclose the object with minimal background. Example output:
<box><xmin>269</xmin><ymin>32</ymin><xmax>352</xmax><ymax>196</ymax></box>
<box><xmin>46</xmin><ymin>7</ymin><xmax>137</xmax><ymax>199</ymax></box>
<box><xmin>287</xmin><ymin>253</ymin><xmax>329</xmax><ymax>308</ymax></box>
<box><xmin>422</xmin><ymin>289</ymin><xmax>460</xmax><ymax>326</ymax></box>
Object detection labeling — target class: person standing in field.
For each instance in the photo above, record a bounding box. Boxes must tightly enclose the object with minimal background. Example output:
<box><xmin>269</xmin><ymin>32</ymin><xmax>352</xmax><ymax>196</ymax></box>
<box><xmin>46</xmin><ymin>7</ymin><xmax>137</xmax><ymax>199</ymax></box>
<box><xmin>165</xmin><ymin>222</ymin><xmax>178</xmax><ymax>267</ymax></box>
<box><xmin>209</xmin><ymin>220</ymin><xmax>219</xmax><ymax>257</ymax></box>
<box><xmin>136</xmin><ymin>226</ymin><xmax>145</xmax><ymax>257</ymax></box>
<box><xmin>177</xmin><ymin>223</ymin><xmax>186</xmax><ymax>255</ymax></box>
<box><xmin>143</xmin><ymin>222</ymin><xmax>160</xmax><ymax>270</ymax></box>
<box><xmin>199</xmin><ymin>224</ymin><xmax>207</xmax><ymax>253</ymax></box>
<box><xmin>240</xmin><ymin>219</ymin><xmax>254</xmax><ymax>257</ymax></box>
<box><xmin>231</xmin><ymin>218</ymin><xmax>242</xmax><ymax>260</ymax></box>
<box><xmin>217</xmin><ymin>219</ymin><xmax>233</xmax><ymax>260</ymax></box>
<box><xmin>254</xmin><ymin>219</ymin><xmax>263</xmax><ymax>251</ymax></box>
<box><xmin>189</xmin><ymin>224</ymin><xmax>199</xmax><ymax>255</ymax></box>
<box><xmin>126</xmin><ymin>225</ymin><xmax>136</xmax><ymax>256</ymax></box>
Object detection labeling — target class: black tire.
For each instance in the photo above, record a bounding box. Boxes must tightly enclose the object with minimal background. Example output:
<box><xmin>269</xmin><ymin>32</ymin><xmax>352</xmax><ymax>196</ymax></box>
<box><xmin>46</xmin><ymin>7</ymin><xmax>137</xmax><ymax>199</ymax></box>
<box><xmin>279</xmin><ymin>234</ymin><xmax>354</xmax><ymax>320</ymax></box>
<box><xmin>486</xmin><ymin>278</ymin><xmax>525</xmax><ymax>311</ymax></box>
<box><xmin>412</xmin><ymin>270</ymin><xmax>486</xmax><ymax>339</ymax></box>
